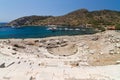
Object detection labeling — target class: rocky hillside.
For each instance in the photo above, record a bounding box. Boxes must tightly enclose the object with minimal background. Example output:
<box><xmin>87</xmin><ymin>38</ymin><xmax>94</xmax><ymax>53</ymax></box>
<box><xmin>8</xmin><ymin>9</ymin><xmax>120</xmax><ymax>29</ymax></box>
<box><xmin>8</xmin><ymin>16</ymin><xmax>52</xmax><ymax>26</ymax></box>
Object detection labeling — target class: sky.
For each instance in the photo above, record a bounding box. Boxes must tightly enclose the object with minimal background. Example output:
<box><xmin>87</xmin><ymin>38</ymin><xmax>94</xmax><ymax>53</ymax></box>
<box><xmin>0</xmin><ymin>0</ymin><xmax>120</xmax><ymax>22</ymax></box>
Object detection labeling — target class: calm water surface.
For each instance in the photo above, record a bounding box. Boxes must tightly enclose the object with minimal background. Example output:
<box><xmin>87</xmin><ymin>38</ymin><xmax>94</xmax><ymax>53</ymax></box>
<box><xmin>0</xmin><ymin>26</ymin><xmax>97</xmax><ymax>39</ymax></box>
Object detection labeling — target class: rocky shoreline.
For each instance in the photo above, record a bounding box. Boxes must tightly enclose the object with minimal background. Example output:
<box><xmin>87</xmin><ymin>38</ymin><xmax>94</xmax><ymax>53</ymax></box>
<box><xmin>0</xmin><ymin>30</ymin><xmax>120</xmax><ymax>80</ymax></box>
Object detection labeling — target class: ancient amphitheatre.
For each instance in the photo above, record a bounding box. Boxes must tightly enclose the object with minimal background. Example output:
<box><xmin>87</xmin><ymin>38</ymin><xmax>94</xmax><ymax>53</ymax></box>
<box><xmin>0</xmin><ymin>30</ymin><xmax>120</xmax><ymax>80</ymax></box>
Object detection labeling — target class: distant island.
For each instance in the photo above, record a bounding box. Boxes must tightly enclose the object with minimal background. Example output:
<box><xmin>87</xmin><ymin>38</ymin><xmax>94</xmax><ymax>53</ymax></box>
<box><xmin>0</xmin><ymin>22</ymin><xmax>7</xmax><ymax>26</ymax></box>
<box><xmin>8</xmin><ymin>9</ymin><xmax>120</xmax><ymax>31</ymax></box>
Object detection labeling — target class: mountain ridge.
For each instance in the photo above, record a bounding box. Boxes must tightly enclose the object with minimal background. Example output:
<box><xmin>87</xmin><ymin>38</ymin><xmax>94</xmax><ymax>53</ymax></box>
<box><xmin>8</xmin><ymin>9</ymin><xmax>120</xmax><ymax>30</ymax></box>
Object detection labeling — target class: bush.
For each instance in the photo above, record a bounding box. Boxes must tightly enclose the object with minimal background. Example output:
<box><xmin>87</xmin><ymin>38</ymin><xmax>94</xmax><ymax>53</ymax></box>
<box><xmin>93</xmin><ymin>25</ymin><xmax>106</xmax><ymax>32</ymax></box>
<box><xmin>99</xmin><ymin>26</ymin><xmax>106</xmax><ymax>31</ymax></box>
<box><xmin>115</xmin><ymin>24</ymin><xmax>120</xmax><ymax>30</ymax></box>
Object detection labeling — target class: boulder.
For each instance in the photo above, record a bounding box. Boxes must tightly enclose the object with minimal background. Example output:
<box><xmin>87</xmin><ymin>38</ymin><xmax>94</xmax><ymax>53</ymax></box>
<box><xmin>0</xmin><ymin>63</ymin><xmax>5</xmax><ymax>68</ymax></box>
<box><xmin>13</xmin><ymin>44</ymin><xmax>26</xmax><ymax>49</ymax></box>
<box><xmin>115</xmin><ymin>43</ymin><xmax>120</xmax><ymax>48</ymax></box>
<box><xmin>116</xmin><ymin>61</ymin><xmax>120</xmax><ymax>64</ymax></box>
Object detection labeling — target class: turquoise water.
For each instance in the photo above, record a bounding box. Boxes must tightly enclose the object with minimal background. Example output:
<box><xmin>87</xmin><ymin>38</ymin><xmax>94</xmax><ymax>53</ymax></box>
<box><xmin>0</xmin><ymin>26</ymin><xmax>97</xmax><ymax>39</ymax></box>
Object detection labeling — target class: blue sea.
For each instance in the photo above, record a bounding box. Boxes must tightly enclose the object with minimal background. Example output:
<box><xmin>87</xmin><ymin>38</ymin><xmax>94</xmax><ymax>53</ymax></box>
<box><xmin>0</xmin><ymin>25</ymin><xmax>97</xmax><ymax>39</ymax></box>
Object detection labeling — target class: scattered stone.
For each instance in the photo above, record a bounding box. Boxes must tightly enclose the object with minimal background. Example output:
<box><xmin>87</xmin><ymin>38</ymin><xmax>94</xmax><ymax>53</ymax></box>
<box><xmin>3</xmin><ymin>76</ymin><xmax>11</xmax><ymax>80</ymax></box>
<box><xmin>29</xmin><ymin>63</ymin><xmax>32</xmax><ymax>65</ymax></box>
<box><xmin>60</xmin><ymin>43</ymin><xmax>68</xmax><ymax>47</ymax></box>
<box><xmin>89</xmin><ymin>50</ymin><xmax>95</xmax><ymax>54</ymax></box>
<box><xmin>29</xmin><ymin>76</ymin><xmax>36</xmax><ymax>80</ymax></box>
<box><xmin>37</xmin><ymin>55</ymin><xmax>40</xmax><ymax>58</ymax></box>
<box><xmin>6</xmin><ymin>62</ymin><xmax>15</xmax><ymax>67</ymax></box>
<box><xmin>17</xmin><ymin>57</ymin><xmax>20</xmax><ymax>59</ymax></box>
<box><xmin>13</xmin><ymin>44</ymin><xmax>25</xmax><ymax>49</ymax></box>
<box><xmin>38</xmin><ymin>63</ymin><xmax>40</xmax><ymax>66</ymax></box>
<box><xmin>92</xmin><ymin>36</ymin><xmax>99</xmax><ymax>41</ymax></box>
<box><xmin>116</xmin><ymin>61</ymin><xmax>120</xmax><ymax>64</ymax></box>
<box><xmin>79</xmin><ymin>62</ymin><xmax>89</xmax><ymax>66</ymax></box>
<box><xmin>109</xmin><ymin>50</ymin><xmax>114</xmax><ymax>55</ymax></box>
<box><xmin>116</xmin><ymin>51</ymin><xmax>120</xmax><ymax>54</ymax></box>
<box><xmin>25</xmin><ymin>41</ymin><xmax>35</xmax><ymax>45</ymax></box>
<box><xmin>34</xmin><ymin>40</ymin><xmax>39</xmax><ymax>43</ymax></box>
<box><xmin>116</xmin><ymin>38</ymin><xmax>120</xmax><ymax>42</ymax></box>
<box><xmin>8</xmin><ymin>47</ymin><xmax>10</xmax><ymax>49</ymax></box>
<box><xmin>0</xmin><ymin>63</ymin><xmax>5</xmax><ymax>68</ymax></box>
<box><xmin>18</xmin><ymin>61</ymin><xmax>21</xmax><ymax>64</ymax></box>
<box><xmin>40</xmin><ymin>63</ymin><xmax>45</xmax><ymax>66</ymax></box>
<box><xmin>24</xmin><ymin>60</ymin><xmax>27</xmax><ymax>63</ymax></box>
<box><xmin>70</xmin><ymin>62</ymin><xmax>79</xmax><ymax>67</ymax></box>
<box><xmin>12</xmin><ymin>52</ymin><xmax>17</xmax><ymax>55</ymax></box>
<box><xmin>12</xmin><ymin>48</ymin><xmax>18</xmax><ymax>51</ymax></box>
<box><xmin>115</xmin><ymin>43</ymin><xmax>120</xmax><ymax>48</ymax></box>
<box><xmin>40</xmin><ymin>40</ymin><xmax>46</xmax><ymax>43</ymax></box>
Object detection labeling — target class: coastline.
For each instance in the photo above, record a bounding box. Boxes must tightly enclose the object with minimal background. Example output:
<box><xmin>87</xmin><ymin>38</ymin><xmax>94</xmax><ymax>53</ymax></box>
<box><xmin>0</xmin><ymin>26</ymin><xmax>98</xmax><ymax>39</ymax></box>
<box><xmin>0</xmin><ymin>30</ymin><xmax>120</xmax><ymax>80</ymax></box>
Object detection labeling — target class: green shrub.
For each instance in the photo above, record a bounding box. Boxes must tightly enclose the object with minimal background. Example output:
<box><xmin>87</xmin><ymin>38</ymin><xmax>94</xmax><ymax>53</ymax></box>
<box><xmin>99</xmin><ymin>26</ymin><xmax>106</xmax><ymax>31</ymax></box>
<box><xmin>93</xmin><ymin>25</ymin><xmax>106</xmax><ymax>32</ymax></box>
<box><xmin>115</xmin><ymin>24</ymin><xmax>120</xmax><ymax>30</ymax></box>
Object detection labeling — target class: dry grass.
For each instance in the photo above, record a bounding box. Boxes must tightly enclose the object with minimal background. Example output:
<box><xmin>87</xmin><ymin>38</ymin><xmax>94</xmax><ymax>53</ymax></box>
<box><xmin>88</xmin><ymin>53</ymin><xmax>120</xmax><ymax>66</ymax></box>
<box><xmin>48</xmin><ymin>44</ymin><xmax>78</xmax><ymax>56</ymax></box>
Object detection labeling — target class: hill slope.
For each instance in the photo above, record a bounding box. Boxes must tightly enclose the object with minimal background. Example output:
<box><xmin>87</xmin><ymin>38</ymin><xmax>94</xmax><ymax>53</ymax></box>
<box><xmin>8</xmin><ymin>9</ymin><xmax>120</xmax><ymax>29</ymax></box>
<box><xmin>8</xmin><ymin>16</ymin><xmax>52</xmax><ymax>26</ymax></box>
